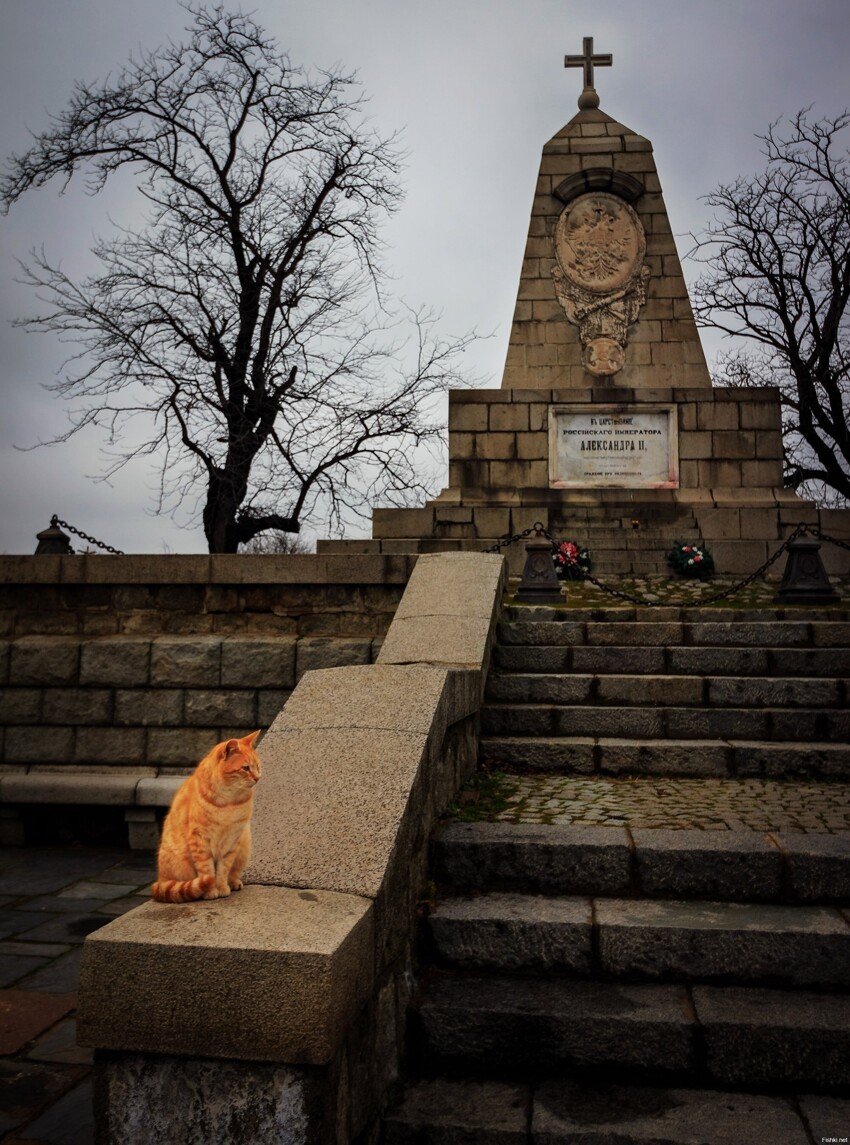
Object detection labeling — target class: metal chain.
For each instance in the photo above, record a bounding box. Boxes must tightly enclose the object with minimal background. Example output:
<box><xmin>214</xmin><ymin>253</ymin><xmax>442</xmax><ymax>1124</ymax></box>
<box><xmin>51</xmin><ymin>515</ymin><xmax>124</xmax><ymax>555</ymax></box>
<box><xmin>491</xmin><ymin>520</ymin><xmax>845</xmax><ymax>608</ymax></box>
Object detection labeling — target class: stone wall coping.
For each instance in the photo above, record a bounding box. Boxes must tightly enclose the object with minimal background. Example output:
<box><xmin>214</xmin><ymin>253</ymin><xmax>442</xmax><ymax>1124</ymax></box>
<box><xmin>0</xmin><ymin>552</ymin><xmax>417</xmax><ymax>586</ymax></box>
<box><xmin>78</xmin><ymin>886</ymin><xmax>374</xmax><ymax>1064</ymax></box>
<box><xmin>80</xmin><ymin>551</ymin><xmax>507</xmax><ymax>1067</ymax></box>
<box><xmin>0</xmin><ymin>769</ymin><xmax>177</xmax><ymax>806</ymax></box>
<box><xmin>447</xmin><ymin>386</ymin><xmax>781</xmax><ymax>405</ymax></box>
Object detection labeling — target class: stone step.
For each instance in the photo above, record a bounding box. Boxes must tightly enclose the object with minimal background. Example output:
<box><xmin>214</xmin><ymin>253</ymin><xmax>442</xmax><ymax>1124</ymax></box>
<box><xmin>480</xmin><ymin>704</ymin><xmax>850</xmax><ymax>743</ymax></box>
<box><xmin>494</xmin><ymin>642</ymin><xmax>850</xmax><ymax>677</ymax></box>
<box><xmin>485</xmin><ymin>735</ymin><xmax>850</xmax><ymax>778</ymax></box>
<box><xmin>432</xmin><ymin>822</ymin><xmax>850</xmax><ymax>904</ymax></box>
<box><xmin>485</xmin><ymin>673</ymin><xmax>846</xmax><ymax>708</ymax></box>
<box><xmin>427</xmin><ymin>893</ymin><xmax>850</xmax><ymax>988</ymax></box>
<box><xmin>478</xmin><ymin>736</ymin><xmax>850</xmax><ymax>778</ymax></box>
<box><xmin>502</xmin><ymin>605</ymin><xmax>850</xmax><ymax>623</ymax></box>
<box><xmin>383</xmin><ymin>1077</ymin><xmax>827</xmax><ymax>1144</ymax></box>
<box><xmin>415</xmin><ymin>973</ymin><xmax>850</xmax><ymax>1090</ymax></box>
<box><xmin>498</xmin><ymin>620</ymin><xmax>850</xmax><ymax>648</ymax></box>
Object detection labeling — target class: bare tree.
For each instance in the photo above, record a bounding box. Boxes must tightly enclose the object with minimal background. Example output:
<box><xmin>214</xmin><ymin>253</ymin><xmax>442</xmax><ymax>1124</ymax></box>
<box><xmin>1</xmin><ymin>6</ymin><xmax>476</xmax><ymax>551</ymax></box>
<box><xmin>689</xmin><ymin>110</ymin><xmax>850</xmax><ymax>506</ymax></box>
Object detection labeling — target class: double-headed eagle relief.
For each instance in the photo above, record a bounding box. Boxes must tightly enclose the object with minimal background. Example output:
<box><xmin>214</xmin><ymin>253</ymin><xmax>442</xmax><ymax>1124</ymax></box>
<box><xmin>552</xmin><ymin>191</ymin><xmax>649</xmax><ymax>378</ymax></box>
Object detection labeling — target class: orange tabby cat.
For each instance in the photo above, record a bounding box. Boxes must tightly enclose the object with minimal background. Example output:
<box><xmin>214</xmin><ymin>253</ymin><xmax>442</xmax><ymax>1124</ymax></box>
<box><xmin>151</xmin><ymin>731</ymin><xmax>261</xmax><ymax>903</ymax></box>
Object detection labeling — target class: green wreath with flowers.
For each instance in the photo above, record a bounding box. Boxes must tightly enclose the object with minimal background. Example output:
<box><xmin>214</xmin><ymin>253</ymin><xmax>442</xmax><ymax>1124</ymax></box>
<box><xmin>667</xmin><ymin>540</ymin><xmax>715</xmax><ymax>578</ymax></box>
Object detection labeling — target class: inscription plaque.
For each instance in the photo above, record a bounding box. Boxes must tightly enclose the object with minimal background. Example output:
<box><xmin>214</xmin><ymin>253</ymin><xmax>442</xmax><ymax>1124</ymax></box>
<box><xmin>549</xmin><ymin>405</ymin><xmax>679</xmax><ymax>489</ymax></box>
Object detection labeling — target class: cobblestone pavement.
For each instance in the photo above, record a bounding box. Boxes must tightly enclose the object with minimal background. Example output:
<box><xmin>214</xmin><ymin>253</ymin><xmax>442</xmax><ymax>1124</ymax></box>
<box><xmin>485</xmin><ymin>775</ymin><xmax>850</xmax><ymax>832</ymax></box>
<box><xmin>0</xmin><ymin>846</ymin><xmax>155</xmax><ymax>1145</ymax></box>
<box><xmin>522</xmin><ymin>572</ymin><xmax>850</xmax><ymax>609</ymax></box>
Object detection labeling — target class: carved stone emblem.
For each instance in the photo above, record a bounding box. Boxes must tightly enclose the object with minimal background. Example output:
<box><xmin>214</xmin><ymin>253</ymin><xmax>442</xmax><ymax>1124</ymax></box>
<box><xmin>552</xmin><ymin>191</ymin><xmax>649</xmax><ymax>377</ymax></box>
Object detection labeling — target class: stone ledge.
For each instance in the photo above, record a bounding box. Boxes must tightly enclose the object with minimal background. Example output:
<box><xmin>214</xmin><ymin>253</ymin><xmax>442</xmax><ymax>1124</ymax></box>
<box><xmin>78</xmin><ymin>885</ymin><xmax>374</xmax><ymax>1064</ymax></box>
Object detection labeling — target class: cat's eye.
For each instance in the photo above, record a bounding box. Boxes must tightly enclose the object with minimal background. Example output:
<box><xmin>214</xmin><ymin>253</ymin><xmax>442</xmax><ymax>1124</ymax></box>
<box><xmin>242</xmin><ymin>764</ymin><xmax>251</xmax><ymax>771</ymax></box>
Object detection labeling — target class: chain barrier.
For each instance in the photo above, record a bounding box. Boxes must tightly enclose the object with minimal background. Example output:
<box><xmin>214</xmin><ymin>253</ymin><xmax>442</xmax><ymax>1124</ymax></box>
<box><xmin>489</xmin><ymin>520</ymin><xmax>847</xmax><ymax>609</ymax></box>
<box><xmin>51</xmin><ymin>515</ymin><xmax>124</xmax><ymax>556</ymax></box>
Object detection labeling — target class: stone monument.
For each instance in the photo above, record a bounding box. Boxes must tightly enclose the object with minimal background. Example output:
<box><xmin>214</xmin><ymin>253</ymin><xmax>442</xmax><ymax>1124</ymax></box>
<box><xmin>320</xmin><ymin>40</ymin><xmax>850</xmax><ymax>577</ymax></box>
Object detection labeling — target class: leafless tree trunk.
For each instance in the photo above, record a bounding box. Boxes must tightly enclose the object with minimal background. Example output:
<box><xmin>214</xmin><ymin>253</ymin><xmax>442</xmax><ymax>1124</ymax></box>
<box><xmin>1</xmin><ymin>6</ymin><xmax>476</xmax><ymax>550</ymax></box>
<box><xmin>689</xmin><ymin>110</ymin><xmax>850</xmax><ymax>506</ymax></box>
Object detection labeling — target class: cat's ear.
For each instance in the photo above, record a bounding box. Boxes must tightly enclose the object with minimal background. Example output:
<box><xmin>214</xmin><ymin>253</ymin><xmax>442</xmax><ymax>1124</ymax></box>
<box><xmin>241</xmin><ymin>730</ymin><xmax>261</xmax><ymax>749</ymax></box>
<box><xmin>221</xmin><ymin>739</ymin><xmax>240</xmax><ymax>760</ymax></box>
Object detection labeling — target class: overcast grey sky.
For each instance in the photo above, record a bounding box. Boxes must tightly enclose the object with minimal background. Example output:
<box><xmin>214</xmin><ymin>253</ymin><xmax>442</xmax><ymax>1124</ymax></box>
<box><xmin>1</xmin><ymin>0</ymin><xmax>848</xmax><ymax>553</ymax></box>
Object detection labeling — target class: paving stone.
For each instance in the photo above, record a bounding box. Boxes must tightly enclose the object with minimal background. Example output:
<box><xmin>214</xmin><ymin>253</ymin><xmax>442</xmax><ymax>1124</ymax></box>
<box><xmin>0</xmin><ymin>1058</ymin><xmax>78</xmax><ymax>1133</ymax></box>
<box><xmin>774</xmin><ymin>832</ymin><xmax>850</xmax><ymax>902</ymax></box>
<box><xmin>17</xmin><ymin>914</ymin><xmax>109</xmax><ymax>946</ymax></box>
<box><xmin>429</xmin><ymin>893</ymin><xmax>592</xmax><ymax>972</ymax></box>
<box><xmin>56</xmin><ymin>882</ymin><xmax>138</xmax><ymax>902</ymax></box>
<box><xmin>693</xmin><ymin>985</ymin><xmax>850</xmax><ymax>1089</ymax></box>
<box><xmin>26</xmin><ymin>1016</ymin><xmax>92</xmax><ymax>1065</ymax></box>
<box><xmin>24</xmin><ymin>1076</ymin><xmax>93</xmax><ymax>1145</ymax></box>
<box><xmin>596</xmin><ymin>898</ymin><xmax>850</xmax><ymax>987</ymax></box>
<box><xmin>0</xmin><ymin>942</ymin><xmax>71</xmax><ymax>959</ymax></box>
<box><xmin>532</xmin><ymin>1081</ymin><xmax>808</xmax><ymax>1144</ymax></box>
<box><xmin>0</xmin><ymin>990</ymin><xmax>76</xmax><ymax>1054</ymax></box>
<box><xmin>16</xmin><ymin>948</ymin><xmax>83</xmax><ymax>994</ymax></box>
<box><xmin>797</xmin><ymin>1094</ymin><xmax>850</xmax><ymax>1145</ymax></box>
<box><xmin>0</xmin><ymin>954</ymin><xmax>51</xmax><ymax>989</ymax></box>
<box><xmin>384</xmin><ymin>1078</ymin><xmax>529</xmax><ymax>1144</ymax></box>
<box><xmin>420</xmin><ymin>974</ymin><xmax>695</xmax><ymax>1076</ymax></box>
<box><xmin>0</xmin><ymin>911</ymin><xmax>60</xmax><ymax>939</ymax></box>
<box><xmin>0</xmin><ymin>849</ymin><xmax>127</xmax><ymax>897</ymax></box>
<box><xmin>13</xmin><ymin>897</ymin><xmax>110</xmax><ymax>916</ymax></box>
<box><xmin>433</xmin><ymin>822</ymin><xmax>631</xmax><ymax>895</ymax></box>
<box><xmin>632</xmin><ymin>830</ymin><xmax>782</xmax><ymax>901</ymax></box>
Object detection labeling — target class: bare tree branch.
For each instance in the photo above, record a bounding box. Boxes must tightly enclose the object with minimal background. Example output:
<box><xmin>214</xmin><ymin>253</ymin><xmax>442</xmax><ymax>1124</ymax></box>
<box><xmin>2</xmin><ymin>5</ymin><xmax>477</xmax><ymax>551</ymax></box>
<box><xmin>689</xmin><ymin>109</ymin><xmax>850</xmax><ymax>506</ymax></box>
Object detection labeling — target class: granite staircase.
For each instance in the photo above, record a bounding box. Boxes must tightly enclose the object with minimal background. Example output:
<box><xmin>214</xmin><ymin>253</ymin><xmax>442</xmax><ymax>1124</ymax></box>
<box><xmin>383</xmin><ymin>605</ymin><xmax>850</xmax><ymax>1144</ymax></box>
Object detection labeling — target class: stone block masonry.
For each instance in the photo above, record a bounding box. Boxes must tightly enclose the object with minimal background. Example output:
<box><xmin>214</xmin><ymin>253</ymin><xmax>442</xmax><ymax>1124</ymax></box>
<box><xmin>78</xmin><ymin>552</ymin><xmax>509</xmax><ymax>1144</ymax></box>
<box><xmin>0</xmin><ymin>554</ymin><xmax>416</xmax><ymax>841</ymax></box>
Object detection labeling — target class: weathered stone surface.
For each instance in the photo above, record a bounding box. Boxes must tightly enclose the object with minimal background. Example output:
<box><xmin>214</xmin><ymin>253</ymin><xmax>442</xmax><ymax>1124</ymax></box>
<box><xmin>485</xmin><ymin>673</ymin><xmax>593</xmax><ymax>704</ymax></box>
<box><xmin>571</xmin><ymin>645</ymin><xmax>668</xmax><ymax>674</ymax></box>
<box><xmin>632</xmin><ymin>829</ymin><xmax>782</xmax><ymax>902</ymax></box>
<box><xmin>709</xmin><ymin>676</ymin><xmax>840</xmax><ymax>708</ymax></box>
<box><xmin>798</xmin><ymin>1095</ymin><xmax>850</xmax><ymax>1145</ymax></box>
<box><xmin>183</xmin><ymin>689</ymin><xmax>257</xmax><ymax>727</ymax></box>
<box><xmin>220</xmin><ymin>636</ymin><xmax>297</xmax><ymax>688</ymax></box>
<box><xmin>384</xmin><ymin>1078</ymin><xmax>529</xmax><ymax>1145</ymax></box>
<box><xmin>693</xmin><ymin>985</ymin><xmax>850</xmax><ymax>1088</ymax></box>
<box><xmin>533</xmin><ymin>1081</ymin><xmax>808</xmax><ymax>1144</ymax></box>
<box><xmin>433</xmin><ymin>823</ymin><xmax>631</xmax><ymax>895</ymax></box>
<box><xmin>248</xmin><ymin>723</ymin><xmax>430</xmax><ymax>899</ymax></box>
<box><xmin>596</xmin><ymin>898</ymin><xmax>850</xmax><ymax>987</ymax></box>
<box><xmin>599</xmin><ymin>738</ymin><xmax>731</xmax><ymax>777</ymax></box>
<box><xmin>479</xmin><ymin>736</ymin><xmax>596</xmax><ymax>773</ymax></box>
<box><xmin>94</xmin><ymin>1053</ymin><xmax>315</xmax><ymax>1145</ymax></box>
<box><xmin>294</xmin><ymin>637</ymin><xmax>372</xmax><ymax>679</ymax></box>
<box><xmin>420</xmin><ymin>974</ymin><xmax>695</xmax><ymax>1075</ymax></box>
<box><xmin>3</xmin><ymin>726</ymin><xmax>75</xmax><ymax>764</ymax></box>
<box><xmin>498</xmin><ymin>622</ymin><xmax>585</xmax><ymax>647</ymax></box>
<box><xmin>114</xmin><ymin>689</ymin><xmax>184</xmax><ymax>727</ymax></box>
<box><xmin>149</xmin><ymin>637</ymin><xmax>221</xmax><ymax>686</ymax></box>
<box><xmin>9</xmin><ymin>638</ymin><xmax>80</xmax><ymax>686</ymax></box>
<box><xmin>379</xmin><ymin>616</ymin><xmax>495</xmax><ymax>670</ymax></box>
<box><xmin>79</xmin><ymin>639</ymin><xmax>152</xmax><ymax>687</ymax></box>
<box><xmin>0</xmin><ymin>770</ymin><xmax>149</xmax><ymax>804</ymax></box>
<box><xmin>79</xmin><ymin>885</ymin><xmax>374</xmax><ymax>1063</ymax></box>
<box><xmin>41</xmin><ymin>687</ymin><xmax>112</xmax><ymax>725</ymax></box>
<box><xmin>733</xmin><ymin>741</ymin><xmax>850</xmax><ymax>778</ymax></box>
<box><xmin>775</xmin><ymin>832</ymin><xmax>850</xmax><ymax>902</ymax></box>
<box><xmin>429</xmin><ymin>893</ymin><xmax>592</xmax><ymax>972</ymax></box>
<box><xmin>666</xmin><ymin>646</ymin><xmax>769</xmax><ymax>676</ymax></box>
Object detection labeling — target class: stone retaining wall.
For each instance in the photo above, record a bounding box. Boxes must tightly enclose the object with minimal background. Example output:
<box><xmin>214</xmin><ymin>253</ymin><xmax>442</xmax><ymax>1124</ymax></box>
<box><xmin>0</xmin><ymin>554</ymin><xmax>416</xmax><ymax>844</ymax></box>
<box><xmin>79</xmin><ymin>552</ymin><xmax>508</xmax><ymax>1144</ymax></box>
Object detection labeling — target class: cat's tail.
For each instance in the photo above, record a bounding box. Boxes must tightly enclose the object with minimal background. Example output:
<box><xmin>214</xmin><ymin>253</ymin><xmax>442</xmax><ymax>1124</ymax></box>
<box><xmin>150</xmin><ymin>875</ymin><xmax>215</xmax><ymax>903</ymax></box>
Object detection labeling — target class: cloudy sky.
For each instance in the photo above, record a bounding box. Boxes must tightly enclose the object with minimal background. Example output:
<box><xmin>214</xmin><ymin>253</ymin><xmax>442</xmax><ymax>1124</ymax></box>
<box><xmin>1</xmin><ymin>0</ymin><xmax>847</xmax><ymax>554</ymax></box>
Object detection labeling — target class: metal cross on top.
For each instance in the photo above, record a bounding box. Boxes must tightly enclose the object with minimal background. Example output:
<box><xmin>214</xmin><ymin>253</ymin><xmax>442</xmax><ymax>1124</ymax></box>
<box><xmin>565</xmin><ymin>36</ymin><xmax>612</xmax><ymax>108</ymax></box>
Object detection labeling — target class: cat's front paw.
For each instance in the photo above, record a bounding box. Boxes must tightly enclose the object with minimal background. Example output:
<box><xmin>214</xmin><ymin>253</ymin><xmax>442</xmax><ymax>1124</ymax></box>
<box><xmin>229</xmin><ymin>878</ymin><xmax>243</xmax><ymax>892</ymax></box>
<box><xmin>215</xmin><ymin>883</ymin><xmax>231</xmax><ymax>898</ymax></box>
